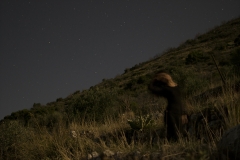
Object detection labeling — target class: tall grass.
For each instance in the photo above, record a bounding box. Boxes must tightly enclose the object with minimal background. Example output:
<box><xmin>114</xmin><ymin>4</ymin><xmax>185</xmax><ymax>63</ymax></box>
<box><xmin>1</xmin><ymin>80</ymin><xmax>239</xmax><ymax>159</ymax></box>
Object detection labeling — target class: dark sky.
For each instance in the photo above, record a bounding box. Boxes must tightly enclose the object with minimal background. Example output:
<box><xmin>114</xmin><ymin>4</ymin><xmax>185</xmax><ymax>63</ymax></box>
<box><xmin>0</xmin><ymin>1</ymin><xmax>240</xmax><ymax>120</ymax></box>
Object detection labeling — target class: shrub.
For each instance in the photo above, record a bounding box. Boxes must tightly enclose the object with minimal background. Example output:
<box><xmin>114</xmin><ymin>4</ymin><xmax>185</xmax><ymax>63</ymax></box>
<box><xmin>73</xmin><ymin>90</ymin><xmax>80</xmax><ymax>95</ymax></box>
<box><xmin>72</xmin><ymin>88</ymin><xmax>119</xmax><ymax>121</ymax></box>
<box><xmin>124</xmin><ymin>68</ymin><xmax>130</xmax><ymax>73</ymax></box>
<box><xmin>56</xmin><ymin>98</ymin><xmax>63</xmax><ymax>102</ymax></box>
<box><xmin>137</xmin><ymin>75</ymin><xmax>151</xmax><ymax>85</ymax></box>
<box><xmin>168</xmin><ymin>67</ymin><xmax>209</xmax><ymax>95</ymax></box>
<box><xmin>214</xmin><ymin>43</ymin><xmax>226</xmax><ymax>50</ymax></box>
<box><xmin>127</xmin><ymin>114</ymin><xmax>156</xmax><ymax>131</ymax></box>
<box><xmin>33</xmin><ymin>103</ymin><xmax>41</xmax><ymax>108</ymax></box>
<box><xmin>185</xmin><ymin>50</ymin><xmax>210</xmax><ymax>65</ymax></box>
<box><xmin>0</xmin><ymin>121</ymin><xmax>28</xmax><ymax>159</ymax></box>
<box><xmin>47</xmin><ymin>111</ymin><xmax>63</xmax><ymax>126</ymax></box>
<box><xmin>124</xmin><ymin>79</ymin><xmax>137</xmax><ymax>90</ymax></box>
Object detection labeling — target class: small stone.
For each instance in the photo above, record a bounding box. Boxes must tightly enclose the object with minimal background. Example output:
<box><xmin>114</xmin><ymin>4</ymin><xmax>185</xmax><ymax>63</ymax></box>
<box><xmin>71</xmin><ymin>130</ymin><xmax>77</xmax><ymax>138</ymax></box>
<box><xmin>92</xmin><ymin>151</ymin><xmax>100</xmax><ymax>158</ymax></box>
<box><xmin>87</xmin><ymin>154</ymin><xmax>92</xmax><ymax>159</ymax></box>
<box><xmin>103</xmin><ymin>149</ymin><xmax>115</xmax><ymax>157</ymax></box>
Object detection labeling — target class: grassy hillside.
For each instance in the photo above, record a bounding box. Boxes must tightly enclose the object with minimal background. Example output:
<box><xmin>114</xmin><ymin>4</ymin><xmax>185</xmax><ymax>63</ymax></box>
<box><xmin>1</xmin><ymin>17</ymin><xmax>240</xmax><ymax>159</ymax></box>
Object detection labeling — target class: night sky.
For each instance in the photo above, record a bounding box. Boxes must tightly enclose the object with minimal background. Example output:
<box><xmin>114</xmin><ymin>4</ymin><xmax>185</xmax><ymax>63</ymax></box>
<box><xmin>0</xmin><ymin>1</ymin><xmax>240</xmax><ymax>120</ymax></box>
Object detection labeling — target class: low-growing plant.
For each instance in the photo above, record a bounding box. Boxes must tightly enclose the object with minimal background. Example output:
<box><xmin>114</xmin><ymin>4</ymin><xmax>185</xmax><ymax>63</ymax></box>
<box><xmin>185</xmin><ymin>50</ymin><xmax>210</xmax><ymax>65</ymax></box>
<box><xmin>127</xmin><ymin>114</ymin><xmax>156</xmax><ymax>131</ymax></box>
<box><xmin>214</xmin><ymin>43</ymin><xmax>226</xmax><ymax>50</ymax></box>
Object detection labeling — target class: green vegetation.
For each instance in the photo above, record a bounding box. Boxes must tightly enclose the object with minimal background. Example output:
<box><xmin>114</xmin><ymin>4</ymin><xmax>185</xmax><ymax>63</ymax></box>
<box><xmin>1</xmin><ymin>17</ymin><xmax>240</xmax><ymax>159</ymax></box>
<box><xmin>127</xmin><ymin>114</ymin><xmax>156</xmax><ymax>131</ymax></box>
<box><xmin>185</xmin><ymin>50</ymin><xmax>210</xmax><ymax>65</ymax></box>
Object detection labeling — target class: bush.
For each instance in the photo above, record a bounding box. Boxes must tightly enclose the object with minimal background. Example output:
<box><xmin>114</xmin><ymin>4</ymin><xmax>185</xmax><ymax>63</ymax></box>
<box><xmin>56</xmin><ymin>97</ymin><xmax>63</xmax><ymax>102</ymax></box>
<box><xmin>185</xmin><ymin>50</ymin><xmax>210</xmax><ymax>65</ymax></box>
<box><xmin>137</xmin><ymin>75</ymin><xmax>151</xmax><ymax>85</ymax></box>
<box><xmin>124</xmin><ymin>79</ymin><xmax>137</xmax><ymax>90</ymax></box>
<box><xmin>124</xmin><ymin>68</ymin><xmax>130</xmax><ymax>74</ymax></box>
<box><xmin>168</xmin><ymin>67</ymin><xmax>209</xmax><ymax>95</ymax></box>
<box><xmin>0</xmin><ymin>121</ymin><xmax>28</xmax><ymax>159</ymax></box>
<box><xmin>214</xmin><ymin>43</ymin><xmax>226</xmax><ymax>50</ymax></box>
<box><xmin>72</xmin><ymin>88</ymin><xmax>119</xmax><ymax>121</ymax></box>
<box><xmin>128</xmin><ymin>114</ymin><xmax>156</xmax><ymax>131</ymax></box>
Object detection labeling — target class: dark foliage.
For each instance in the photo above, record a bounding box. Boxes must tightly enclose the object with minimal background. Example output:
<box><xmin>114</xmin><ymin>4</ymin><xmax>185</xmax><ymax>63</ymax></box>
<box><xmin>185</xmin><ymin>50</ymin><xmax>210</xmax><ymax>65</ymax></box>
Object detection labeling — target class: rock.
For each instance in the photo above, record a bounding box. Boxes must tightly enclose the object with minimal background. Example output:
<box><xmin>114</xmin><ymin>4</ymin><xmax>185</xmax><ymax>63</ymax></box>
<box><xmin>103</xmin><ymin>149</ymin><xmax>115</xmax><ymax>157</ymax></box>
<box><xmin>88</xmin><ymin>151</ymin><xmax>100</xmax><ymax>159</ymax></box>
<box><xmin>87</xmin><ymin>154</ymin><xmax>92</xmax><ymax>159</ymax></box>
<box><xmin>71</xmin><ymin>130</ymin><xmax>77</xmax><ymax>138</ymax></box>
<box><xmin>218</xmin><ymin>124</ymin><xmax>240</xmax><ymax>159</ymax></box>
<box><xmin>92</xmin><ymin>151</ymin><xmax>100</xmax><ymax>158</ymax></box>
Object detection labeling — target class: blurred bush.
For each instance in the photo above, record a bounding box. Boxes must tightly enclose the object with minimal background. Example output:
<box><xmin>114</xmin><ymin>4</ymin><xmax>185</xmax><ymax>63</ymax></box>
<box><xmin>185</xmin><ymin>50</ymin><xmax>210</xmax><ymax>65</ymax></box>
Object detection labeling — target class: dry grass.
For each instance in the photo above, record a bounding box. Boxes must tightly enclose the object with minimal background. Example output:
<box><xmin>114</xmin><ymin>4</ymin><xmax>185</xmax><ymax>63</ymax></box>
<box><xmin>1</xmin><ymin>84</ymin><xmax>239</xmax><ymax>159</ymax></box>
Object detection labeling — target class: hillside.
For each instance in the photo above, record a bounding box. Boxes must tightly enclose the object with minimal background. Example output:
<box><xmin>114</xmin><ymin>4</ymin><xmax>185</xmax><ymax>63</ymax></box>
<box><xmin>1</xmin><ymin>17</ymin><xmax>240</xmax><ymax>159</ymax></box>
